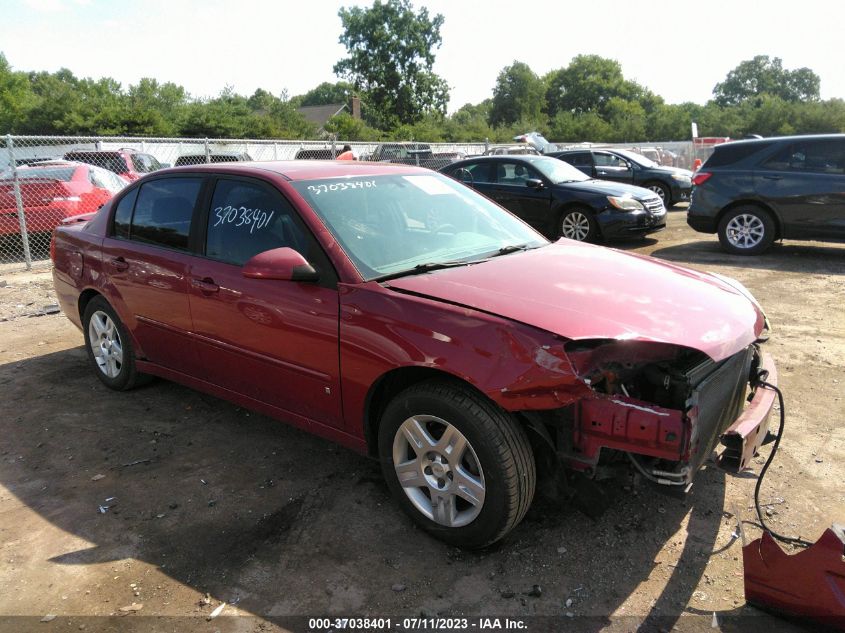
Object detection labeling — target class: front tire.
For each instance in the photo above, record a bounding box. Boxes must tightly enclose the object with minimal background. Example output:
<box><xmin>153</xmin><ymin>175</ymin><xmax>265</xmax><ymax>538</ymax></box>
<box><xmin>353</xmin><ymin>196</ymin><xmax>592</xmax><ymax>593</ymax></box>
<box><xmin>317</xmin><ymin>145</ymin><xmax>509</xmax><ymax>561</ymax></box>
<box><xmin>378</xmin><ymin>380</ymin><xmax>536</xmax><ymax>548</ymax></box>
<box><xmin>646</xmin><ymin>181</ymin><xmax>671</xmax><ymax>206</ymax></box>
<box><xmin>559</xmin><ymin>207</ymin><xmax>598</xmax><ymax>242</ymax></box>
<box><xmin>82</xmin><ymin>296</ymin><xmax>146</xmax><ymax>390</ymax></box>
<box><xmin>717</xmin><ymin>206</ymin><xmax>776</xmax><ymax>255</ymax></box>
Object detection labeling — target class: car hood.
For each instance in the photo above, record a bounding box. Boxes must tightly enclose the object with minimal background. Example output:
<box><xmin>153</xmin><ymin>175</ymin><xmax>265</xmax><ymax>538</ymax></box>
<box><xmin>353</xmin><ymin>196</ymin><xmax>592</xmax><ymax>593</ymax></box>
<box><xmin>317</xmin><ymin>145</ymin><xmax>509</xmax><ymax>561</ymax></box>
<box><xmin>651</xmin><ymin>165</ymin><xmax>693</xmax><ymax>178</ymax></box>
<box><xmin>384</xmin><ymin>241</ymin><xmax>763</xmax><ymax>362</ymax></box>
<box><xmin>554</xmin><ymin>179</ymin><xmax>656</xmax><ymax>199</ymax></box>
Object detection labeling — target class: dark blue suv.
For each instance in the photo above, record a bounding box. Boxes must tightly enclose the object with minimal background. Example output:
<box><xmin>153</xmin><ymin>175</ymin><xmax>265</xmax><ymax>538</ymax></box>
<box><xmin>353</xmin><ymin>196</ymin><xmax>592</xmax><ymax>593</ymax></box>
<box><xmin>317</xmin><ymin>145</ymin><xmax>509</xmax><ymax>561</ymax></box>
<box><xmin>688</xmin><ymin>135</ymin><xmax>845</xmax><ymax>254</ymax></box>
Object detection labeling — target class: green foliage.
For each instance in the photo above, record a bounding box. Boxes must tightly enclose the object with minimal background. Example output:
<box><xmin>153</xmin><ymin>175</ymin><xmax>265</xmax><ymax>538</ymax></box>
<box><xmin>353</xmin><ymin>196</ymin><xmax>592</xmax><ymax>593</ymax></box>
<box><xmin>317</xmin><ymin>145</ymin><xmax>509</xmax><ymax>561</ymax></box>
<box><xmin>0</xmin><ymin>55</ymin><xmax>315</xmax><ymax>138</ymax></box>
<box><xmin>489</xmin><ymin>61</ymin><xmax>546</xmax><ymax>127</ymax></box>
<box><xmin>295</xmin><ymin>81</ymin><xmax>355</xmax><ymax>108</ymax></box>
<box><xmin>334</xmin><ymin>0</ymin><xmax>449</xmax><ymax>129</ymax></box>
<box><xmin>713</xmin><ymin>55</ymin><xmax>820</xmax><ymax>107</ymax></box>
<box><xmin>1</xmin><ymin>49</ymin><xmax>843</xmax><ymax>145</ymax></box>
<box><xmin>323</xmin><ymin>112</ymin><xmax>382</xmax><ymax>141</ymax></box>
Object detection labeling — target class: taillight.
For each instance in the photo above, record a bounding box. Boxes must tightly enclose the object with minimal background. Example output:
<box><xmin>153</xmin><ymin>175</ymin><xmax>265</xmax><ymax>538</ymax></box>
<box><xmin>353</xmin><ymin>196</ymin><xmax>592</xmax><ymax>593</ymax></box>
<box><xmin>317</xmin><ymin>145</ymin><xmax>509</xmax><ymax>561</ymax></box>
<box><xmin>692</xmin><ymin>172</ymin><xmax>712</xmax><ymax>186</ymax></box>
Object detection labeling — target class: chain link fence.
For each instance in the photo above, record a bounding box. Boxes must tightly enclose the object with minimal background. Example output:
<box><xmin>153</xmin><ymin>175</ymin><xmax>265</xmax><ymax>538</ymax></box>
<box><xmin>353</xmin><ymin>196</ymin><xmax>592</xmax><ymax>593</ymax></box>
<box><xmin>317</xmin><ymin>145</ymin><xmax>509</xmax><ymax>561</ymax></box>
<box><xmin>1</xmin><ymin>134</ymin><xmax>709</xmax><ymax>272</ymax></box>
<box><xmin>0</xmin><ymin>135</ymin><xmax>487</xmax><ymax>271</ymax></box>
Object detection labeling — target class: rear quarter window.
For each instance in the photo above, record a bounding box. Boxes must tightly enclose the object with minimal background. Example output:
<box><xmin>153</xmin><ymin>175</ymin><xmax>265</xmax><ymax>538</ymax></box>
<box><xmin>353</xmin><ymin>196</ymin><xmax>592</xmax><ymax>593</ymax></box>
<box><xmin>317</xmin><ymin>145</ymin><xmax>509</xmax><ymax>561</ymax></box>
<box><xmin>112</xmin><ymin>188</ymin><xmax>138</xmax><ymax>239</ymax></box>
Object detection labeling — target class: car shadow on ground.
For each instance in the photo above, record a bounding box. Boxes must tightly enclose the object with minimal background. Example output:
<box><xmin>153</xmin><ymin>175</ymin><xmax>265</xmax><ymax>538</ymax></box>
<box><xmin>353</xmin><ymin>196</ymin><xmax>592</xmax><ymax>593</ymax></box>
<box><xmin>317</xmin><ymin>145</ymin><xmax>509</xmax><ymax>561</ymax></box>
<box><xmin>0</xmin><ymin>347</ymin><xmax>808</xmax><ymax>631</ymax></box>
<box><xmin>620</xmin><ymin>238</ymin><xmax>845</xmax><ymax>275</ymax></box>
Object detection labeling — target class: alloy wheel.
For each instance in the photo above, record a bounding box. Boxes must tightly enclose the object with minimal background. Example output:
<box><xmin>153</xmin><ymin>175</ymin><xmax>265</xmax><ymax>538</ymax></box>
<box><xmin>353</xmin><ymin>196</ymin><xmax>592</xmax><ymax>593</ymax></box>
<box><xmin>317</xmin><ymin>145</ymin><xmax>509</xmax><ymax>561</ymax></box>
<box><xmin>725</xmin><ymin>213</ymin><xmax>765</xmax><ymax>249</ymax></box>
<box><xmin>648</xmin><ymin>184</ymin><xmax>667</xmax><ymax>201</ymax></box>
<box><xmin>392</xmin><ymin>415</ymin><xmax>485</xmax><ymax>528</ymax></box>
<box><xmin>561</xmin><ymin>211</ymin><xmax>591</xmax><ymax>241</ymax></box>
<box><xmin>88</xmin><ymin>310</ymin><xmax>124</xmax><ymax>378</ymax></box>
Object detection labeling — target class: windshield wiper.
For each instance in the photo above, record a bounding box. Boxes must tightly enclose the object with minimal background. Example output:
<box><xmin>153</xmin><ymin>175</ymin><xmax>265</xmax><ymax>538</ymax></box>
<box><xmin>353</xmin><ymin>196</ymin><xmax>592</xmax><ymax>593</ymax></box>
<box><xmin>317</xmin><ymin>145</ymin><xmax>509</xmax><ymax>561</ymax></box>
<box><xmin>376</xmin><ymin>260</ymin><xmax>473</xmax><ymax>282</ymax></box>
<box><xmin>495</xmin><ymin>244</ymin><xmax>530</xmax><ymax>256</ymax></box>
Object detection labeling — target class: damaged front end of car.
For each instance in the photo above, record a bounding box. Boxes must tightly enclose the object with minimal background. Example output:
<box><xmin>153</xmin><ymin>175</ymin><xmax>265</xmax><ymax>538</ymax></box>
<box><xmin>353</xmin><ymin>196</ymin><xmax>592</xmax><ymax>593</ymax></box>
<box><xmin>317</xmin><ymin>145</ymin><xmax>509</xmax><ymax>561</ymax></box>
<box><xmin>520</xmin><ymin>338</ymin><xmax>776</xmax><ymax>492</ymax></box>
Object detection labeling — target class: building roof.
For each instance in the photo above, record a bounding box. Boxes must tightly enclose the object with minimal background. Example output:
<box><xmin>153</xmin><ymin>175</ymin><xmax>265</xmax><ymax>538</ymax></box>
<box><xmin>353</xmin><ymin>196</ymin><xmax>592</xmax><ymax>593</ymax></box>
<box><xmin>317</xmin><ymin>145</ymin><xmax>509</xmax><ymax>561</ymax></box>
<box><xmin>297</xmin><ymin>103</ymin><xmax>348</xmax><ymax>128</ymax></box>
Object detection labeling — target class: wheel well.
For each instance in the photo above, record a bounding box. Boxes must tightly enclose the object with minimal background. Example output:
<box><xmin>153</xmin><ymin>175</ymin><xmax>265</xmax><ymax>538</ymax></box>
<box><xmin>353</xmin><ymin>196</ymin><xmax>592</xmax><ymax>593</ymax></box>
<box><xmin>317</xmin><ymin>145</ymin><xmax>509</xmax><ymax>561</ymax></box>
<box><xmin>363</xmin><ymin>367</ymin><xmax>489</xmax><ymax>457</ymax></box>
<box><xmin>716</xmin><ymin>200</ymin><xmax>781</xmax><ymax>240</ymax></box>
<box><xmin>77</xmin><ymin>289</ymin><xmax>102</xmax><ymax>321</ymax></box>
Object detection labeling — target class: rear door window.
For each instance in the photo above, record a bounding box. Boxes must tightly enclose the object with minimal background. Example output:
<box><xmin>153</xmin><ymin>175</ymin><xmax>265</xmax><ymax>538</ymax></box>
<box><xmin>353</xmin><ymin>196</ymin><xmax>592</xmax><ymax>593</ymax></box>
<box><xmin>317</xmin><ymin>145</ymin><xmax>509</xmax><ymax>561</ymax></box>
<box><xmin>562</xmin><ymin>152</ymin><xmax>593</xmax><ymax>167</ymax></box>
<box><xmin>448</xmin><ymin>162</ymin><xmax>492</xmax><ymax>184</ymax></box>
<box><xmin>130</xmin><ymin>178</ymin><xmax>202</xmax><ymax>250</ymax></box>
<box><xmin>763</xmin><ymin>139</ymin><xmax>845</xmax><ymax>174</ymax></box>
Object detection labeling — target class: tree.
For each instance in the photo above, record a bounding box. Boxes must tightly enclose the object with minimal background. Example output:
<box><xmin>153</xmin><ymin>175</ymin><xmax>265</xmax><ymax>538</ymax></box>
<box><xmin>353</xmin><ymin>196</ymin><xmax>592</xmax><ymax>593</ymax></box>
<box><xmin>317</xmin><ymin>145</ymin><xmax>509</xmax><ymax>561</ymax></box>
<box><xmin>489</xmin><ymin>62</ymin><xmax>546</xmax><ymax>127</ymax></box>
<box><xmin>296</xmin><ymin>81</ymin><xmax>354</xmax><ymax>107</ymax></box>
<box><xmin>546</xmin><ymin>55</ymin><xmax>629</xmax><ymax>117</ymax></box>
<box><xmin>0</xmin><ymin>53</ymin><xmax>38</xmax><ymax>133</ymax></box>
<box><xmin>333</xmin><ymin>0</ymin><xmax>449</xmax><ymax>129</ymax></box>
<box><xmin>713</xmin><ymin>55</ymin><xmax>820</xmax><ymax>106</ymax></box>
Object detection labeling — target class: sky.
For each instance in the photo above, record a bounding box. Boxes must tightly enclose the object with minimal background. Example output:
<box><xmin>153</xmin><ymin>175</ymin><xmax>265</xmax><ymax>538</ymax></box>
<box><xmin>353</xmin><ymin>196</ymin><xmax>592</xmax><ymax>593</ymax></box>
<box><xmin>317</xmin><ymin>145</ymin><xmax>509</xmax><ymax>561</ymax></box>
<box><xmin>4</xmin><ymin>0</ymin><xmax>845</xmax><ymax>112</ymax></box>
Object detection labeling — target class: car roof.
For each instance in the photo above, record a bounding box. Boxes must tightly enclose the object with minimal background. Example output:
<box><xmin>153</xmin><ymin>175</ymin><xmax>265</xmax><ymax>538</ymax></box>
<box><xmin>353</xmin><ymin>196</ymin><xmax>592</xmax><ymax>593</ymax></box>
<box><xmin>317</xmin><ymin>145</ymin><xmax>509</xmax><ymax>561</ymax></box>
<box><xmin>161</xmin><ymin>160</ymin><xmax>431</xmax><ymax>181</ymax></box>
<box><xmin>715</xmin><ymin>133</ymin><xmax>845</xmax><ymax>149</ymax></box>
<box><xmin>449</xmin><ymin>154</ymin><xmax>555</xmax><ymax>166</ymax></box>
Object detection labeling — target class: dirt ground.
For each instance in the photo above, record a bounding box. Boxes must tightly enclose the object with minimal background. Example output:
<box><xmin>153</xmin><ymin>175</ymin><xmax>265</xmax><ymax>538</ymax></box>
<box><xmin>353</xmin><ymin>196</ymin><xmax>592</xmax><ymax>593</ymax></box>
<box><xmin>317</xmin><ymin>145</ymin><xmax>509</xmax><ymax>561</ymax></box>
<box><xmin>0</xmin><ymin>209</ymin><xmax>843</xmax><ymax>633</ymax></box>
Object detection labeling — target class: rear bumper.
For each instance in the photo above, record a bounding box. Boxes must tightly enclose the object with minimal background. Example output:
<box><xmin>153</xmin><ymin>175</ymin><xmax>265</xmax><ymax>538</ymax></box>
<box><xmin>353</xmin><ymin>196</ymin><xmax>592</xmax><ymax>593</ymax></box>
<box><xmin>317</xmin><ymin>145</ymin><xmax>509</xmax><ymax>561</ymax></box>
<box><xmin>0</xmin><ymin>203</ymin><xmax>80</xmax><ymax>235</ymax></box>
<box><xmin>716</xmin><ymin>351</ymin><xmax>776</xmax><ymax>472</ymax></box>
<box><xmin>686</xmin><ymin>213</ymin><xmax>717</xmax><ymax>234</ymax></box>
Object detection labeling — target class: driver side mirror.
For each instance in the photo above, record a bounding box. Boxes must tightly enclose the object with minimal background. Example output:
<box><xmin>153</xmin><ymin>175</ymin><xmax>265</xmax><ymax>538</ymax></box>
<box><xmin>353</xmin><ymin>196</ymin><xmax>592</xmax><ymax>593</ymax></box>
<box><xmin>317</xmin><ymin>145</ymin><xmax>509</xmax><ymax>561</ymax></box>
<box><xmin>242</xmin><ymin>247</ymin><xmax>319</xmax><ymax>282</ymax></box>
<box><xmin>525</xmin><ymin>178</ymin><xmax>545</xmax><ymax>190</ymax></box>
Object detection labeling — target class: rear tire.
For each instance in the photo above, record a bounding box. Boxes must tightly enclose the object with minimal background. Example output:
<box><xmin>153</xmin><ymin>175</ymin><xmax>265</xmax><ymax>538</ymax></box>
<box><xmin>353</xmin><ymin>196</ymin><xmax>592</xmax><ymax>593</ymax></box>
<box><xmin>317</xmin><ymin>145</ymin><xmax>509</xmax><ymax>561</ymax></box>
<box><xmin>82</xmin><ymin>296</ymin><xmax>147</xmax><ymax>390</ymax></box>
<box><xmin>378</xmin><ymin>380</ymin><xmax>535</xmax><ymax>548</ymax></box>
<box><xmin>717</xmin><ymin>206</ymin><xmax>776</xmax><ymax>255</ymax></box>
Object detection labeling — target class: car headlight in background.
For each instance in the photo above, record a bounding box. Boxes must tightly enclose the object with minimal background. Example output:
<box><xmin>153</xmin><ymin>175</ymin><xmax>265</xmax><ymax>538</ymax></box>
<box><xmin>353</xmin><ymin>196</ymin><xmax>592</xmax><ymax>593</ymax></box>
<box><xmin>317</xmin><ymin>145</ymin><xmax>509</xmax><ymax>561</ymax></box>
<box><xmin>671</xmin><ymin>174</ymin><xmax>692</xmax><ymax>183</ymax></box>
<box><xmin>607</xmin><ymin>195</ymin><xmax>644</xmax><ymax>211</ymax></box>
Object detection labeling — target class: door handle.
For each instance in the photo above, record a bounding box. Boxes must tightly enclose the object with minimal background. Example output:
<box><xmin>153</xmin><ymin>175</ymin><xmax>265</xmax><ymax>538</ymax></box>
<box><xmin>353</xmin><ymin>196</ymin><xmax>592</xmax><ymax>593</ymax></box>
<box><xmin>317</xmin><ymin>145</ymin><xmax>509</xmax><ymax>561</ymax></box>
<box><xmin>191</xmin><ymin>277</ymin><xmax>219</xmax><ymax>293</ymax></box>
<box><xmin>763</xmin><ymin>175</ymin><xmax>783</xmax><ymax>180</ymax></box>
<box><xmin>109</xmin><ymin>257</ymin><xmax>129</xmax><ymax>271</ymax></box>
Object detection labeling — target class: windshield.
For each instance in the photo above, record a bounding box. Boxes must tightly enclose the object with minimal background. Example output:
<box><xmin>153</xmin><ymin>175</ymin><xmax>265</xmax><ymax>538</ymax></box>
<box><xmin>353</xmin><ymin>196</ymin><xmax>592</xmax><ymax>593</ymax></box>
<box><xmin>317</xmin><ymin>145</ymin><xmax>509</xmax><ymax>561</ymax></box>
<box><xmin>614</xmin><ymin>149</ymin><xmax>658</xmax><ymax>168</ymax></box>
<box><xmin>529</xmin><ymin>157</ymin><xmax>590</xmax><ymax>183</ymax></box>
<box><xmin>292</xmin><ymin>173</ymin><xmax>548</xmax><ymax>281</ymax></box>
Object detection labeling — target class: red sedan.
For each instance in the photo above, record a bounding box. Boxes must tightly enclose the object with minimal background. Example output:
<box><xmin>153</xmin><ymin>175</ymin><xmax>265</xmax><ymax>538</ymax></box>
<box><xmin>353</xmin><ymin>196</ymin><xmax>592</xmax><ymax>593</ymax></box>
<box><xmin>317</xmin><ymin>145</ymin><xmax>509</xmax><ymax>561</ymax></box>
<box><xmin>0</xmin><ymin>161</ymin><xmax>127</xmax><ymax>236</ymax></box>
<box><xmin>51</xmin><ymin>161</ymin><xmax>776</xmax><ymax>547</ymax></box>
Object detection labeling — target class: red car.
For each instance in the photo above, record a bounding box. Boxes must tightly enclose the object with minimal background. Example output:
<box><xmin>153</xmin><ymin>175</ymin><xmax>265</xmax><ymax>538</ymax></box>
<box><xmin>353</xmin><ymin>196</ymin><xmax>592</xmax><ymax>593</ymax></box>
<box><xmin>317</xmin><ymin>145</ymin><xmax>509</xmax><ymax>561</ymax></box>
<box><xmin>0</xmin><ymin>161</ymin><xmax>127</xmax><ymax>236</ymax></box>
<box><xmin>51</xmin><ymin>161</ymin><xmax>776</xmax><ymax>548</ymax></box>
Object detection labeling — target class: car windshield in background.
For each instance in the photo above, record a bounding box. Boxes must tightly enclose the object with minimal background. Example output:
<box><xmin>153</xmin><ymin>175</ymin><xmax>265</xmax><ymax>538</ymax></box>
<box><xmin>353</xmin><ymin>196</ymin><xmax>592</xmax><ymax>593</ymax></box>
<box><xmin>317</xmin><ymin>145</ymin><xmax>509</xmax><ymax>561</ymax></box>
<box><xmin>615</xmin><ymin>149</ymin><xmax>658</xmax><ymax>168</ymax></box>
<box><xmin>2</xmin><ymin>167</ymin><xmax>76</xmax><ymax>181</ymax></box>
<box><xmin>292</xmin><ymin>173</ymin><xmax>547</xmax><ymax>280</ymax></box>
<box><xmin>65</xmin><ymin>153</ymin><xmax>129</xmax><ymax>175</ymax></box>
<box><xmin>529</xmin><ymin>157</ymin><xmax>590</xmax><ymax>183</ymax></box>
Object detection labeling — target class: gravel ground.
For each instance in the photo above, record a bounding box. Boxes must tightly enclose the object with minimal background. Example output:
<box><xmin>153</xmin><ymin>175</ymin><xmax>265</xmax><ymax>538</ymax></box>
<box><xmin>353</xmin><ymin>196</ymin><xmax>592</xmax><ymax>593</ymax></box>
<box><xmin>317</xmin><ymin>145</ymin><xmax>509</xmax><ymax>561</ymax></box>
<box><xmin>0</xmin><ymin>210</ymin><xmax>842</xmax><ymax>633</ymax></box>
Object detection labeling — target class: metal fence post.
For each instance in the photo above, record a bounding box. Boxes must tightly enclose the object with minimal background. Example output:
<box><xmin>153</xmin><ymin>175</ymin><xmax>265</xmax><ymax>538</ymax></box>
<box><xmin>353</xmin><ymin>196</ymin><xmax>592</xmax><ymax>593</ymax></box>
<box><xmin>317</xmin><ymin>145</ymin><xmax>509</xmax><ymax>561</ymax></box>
<box><xmin>6</xmin><ymin>135</ymin><xmax>32</xmax><ymax>270</ymax></box>
<box><xmin>331</xmin><ymin>136</ymin><xmax>337</xmax><ymax>159</ymax></box>
<box><xmin>204</xmin><ymin>138</ymin><xmax>211</xmax><ymax>163</ymax></box>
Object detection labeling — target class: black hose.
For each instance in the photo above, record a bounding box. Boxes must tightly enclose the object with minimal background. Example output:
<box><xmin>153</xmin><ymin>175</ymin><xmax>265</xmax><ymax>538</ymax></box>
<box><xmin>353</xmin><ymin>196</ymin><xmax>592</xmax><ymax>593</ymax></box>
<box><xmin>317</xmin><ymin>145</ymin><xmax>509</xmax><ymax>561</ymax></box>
<box><xmin>752</xmin><ymin>380</ymin><xmax>814</xmax><ymax>548</ymax></box>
